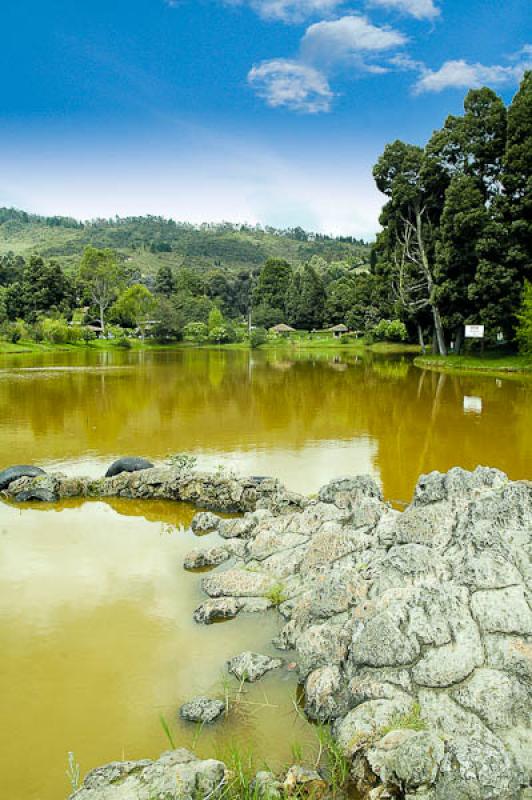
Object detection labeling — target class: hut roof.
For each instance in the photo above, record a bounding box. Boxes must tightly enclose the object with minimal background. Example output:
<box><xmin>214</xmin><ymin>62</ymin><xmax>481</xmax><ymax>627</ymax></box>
<box><xmin>329</xmin><ymin>324</ymin><xmax>349</xmax><ymax>332</ymax></box>
<box><xmin>269</xmin><ymin>323</ymin><xmax>296</xmax><ymax>333</ymax></box>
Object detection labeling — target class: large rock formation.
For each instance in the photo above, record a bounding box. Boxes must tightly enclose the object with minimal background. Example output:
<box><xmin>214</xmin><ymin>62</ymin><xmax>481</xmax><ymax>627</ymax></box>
<box><xmin>187</xmin><ymin>467</ymin><xmax>531</xmax><ymax>800</ymax></box>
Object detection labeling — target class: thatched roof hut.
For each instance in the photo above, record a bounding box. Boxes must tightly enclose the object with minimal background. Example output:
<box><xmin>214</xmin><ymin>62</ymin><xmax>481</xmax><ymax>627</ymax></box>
<box><xmin>269</xmin><ymin>323</ymin><xmax>296</xmax><ymax>335</ymax></box>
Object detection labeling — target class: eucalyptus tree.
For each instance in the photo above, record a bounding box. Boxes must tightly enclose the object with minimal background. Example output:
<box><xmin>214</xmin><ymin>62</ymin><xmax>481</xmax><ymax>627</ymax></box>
<box><xmin>373</xmin><ymin>140</ymin><xmax>448</xmax><ymax>354</ymax></box>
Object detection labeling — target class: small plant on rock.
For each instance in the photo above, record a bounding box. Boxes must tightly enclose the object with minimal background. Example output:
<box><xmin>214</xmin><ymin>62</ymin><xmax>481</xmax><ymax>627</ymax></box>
<box><xmin>265</xmin><ymin>583</ymin><xmax>287</xmax><ymax>607</ymax></box>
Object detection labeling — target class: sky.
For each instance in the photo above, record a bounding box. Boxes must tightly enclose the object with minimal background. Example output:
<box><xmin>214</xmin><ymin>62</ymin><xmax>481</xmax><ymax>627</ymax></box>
<box><xmin>1</xmin><ymin>0</ymin><xmax>530</xmax><ymax>238</ymax></box>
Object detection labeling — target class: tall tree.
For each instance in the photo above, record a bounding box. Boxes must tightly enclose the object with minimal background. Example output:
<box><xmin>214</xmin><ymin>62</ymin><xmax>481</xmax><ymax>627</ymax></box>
<box><xmin>253</xmin><ymin>258</ymin><xmax>293</xmax><ymax>315</ymax></box>
<box><xmin>373</xmin><ymin>140</ymin><xmax>447</xmax><ymax>354</ymax></box>
<box><xmin>79</xmin><ymin>247</ymin><xmax>120</xmax><ymax>334</ymax></box>
<box><xmin>154</xmin><ymin>265</ymin><xmax>176</xmax><ymax>297</ymax></box>
<box><xmin>435</xmin><ymin>174</ymin><xmax>487</xmax><ymax>351</ymax></box>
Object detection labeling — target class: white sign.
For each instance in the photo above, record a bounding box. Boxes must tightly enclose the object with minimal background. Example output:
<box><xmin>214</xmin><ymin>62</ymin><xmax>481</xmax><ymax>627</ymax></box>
<box><xmin>465</xmin><ymin>324</ymin><xmax>485</xmax><ymax>338</ymax></box>
<box><xmin>464</xmin><ymin>396</ymin><xmax>483</xmax><ymax>415</ymax></box>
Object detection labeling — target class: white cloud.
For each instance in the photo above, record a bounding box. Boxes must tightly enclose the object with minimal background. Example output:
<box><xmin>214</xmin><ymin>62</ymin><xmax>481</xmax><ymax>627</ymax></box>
<box><xmin>301</xmin><ymin>15</ymin><xmax>407</xmax><ymax>65</ymax></box>
<box><xmin>227</xmin><ymin>0</ymin><xmax>346</xmax><ymax>22</ymax></box>
<box><xmin>248</xmin><ymin>58</ymin><xmax>333</xmax><ymax>111</ymax></box>
<box><xmin>367</xmin><ymin>0</ymin><xmax>439</xmax><ymax>20</ymax></box>
<box><xmin>414</xmin><ymin>54</ymin><xmax>531</xmax><ymax>93</ymax></box>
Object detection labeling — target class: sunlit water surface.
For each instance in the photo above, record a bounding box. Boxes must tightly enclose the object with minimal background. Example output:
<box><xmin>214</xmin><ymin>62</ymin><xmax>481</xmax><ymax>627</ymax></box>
<box><xmin>0</xmin><ymin>348</ymin><xmax>530</xmax><ymax>799</ymax></box>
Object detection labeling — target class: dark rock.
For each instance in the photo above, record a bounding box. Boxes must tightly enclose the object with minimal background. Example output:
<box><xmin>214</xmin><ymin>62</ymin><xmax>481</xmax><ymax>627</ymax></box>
<box><xmin>227</xmin><ymin>651</ymin><xmax>283</xmax><ymax>682</ymax></box>
<box><xmin>0</xmin><ymin>465</ymin><xmax>45</xmax><ymax>491</ymax></box>
<box><xmin>105</xmin><ymin>457</ymin><xmax>154</xmax><ymax>478</ymax></box>
<box><xmin>15</xmin><ymin>488</ymin><xmax>57</xmax><ymax>503</ymax></box>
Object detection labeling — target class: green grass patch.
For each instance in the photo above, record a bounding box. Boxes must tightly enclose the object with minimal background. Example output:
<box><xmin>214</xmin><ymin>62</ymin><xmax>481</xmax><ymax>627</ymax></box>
<box><xmin>414</xmin><ymin>352</ymin><xmax>532</xmax><ymax>375</ymax></box>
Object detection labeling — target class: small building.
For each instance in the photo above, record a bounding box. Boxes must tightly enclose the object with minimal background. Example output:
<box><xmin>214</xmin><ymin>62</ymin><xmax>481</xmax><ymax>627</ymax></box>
<box><xmin>269</xmin><ymin>323</ymin><xmax>296</xmax><ymax>336</ymax></box>
<box><xmin>328</xmin><ymin>323</ymin><xmax>349</xmax><ymax>339</ymax></box>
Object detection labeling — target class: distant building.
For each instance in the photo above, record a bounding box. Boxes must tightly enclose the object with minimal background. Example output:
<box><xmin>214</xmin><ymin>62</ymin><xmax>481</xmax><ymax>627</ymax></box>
<box><xmin>328</xmin><ymin>323</ymin><xmax>349</xmax><ymax>338</ymax></box>
<box><xmin>269</xmin><ymin>323</ymin><xmax>296</xmax><ymax>335</ymax></box>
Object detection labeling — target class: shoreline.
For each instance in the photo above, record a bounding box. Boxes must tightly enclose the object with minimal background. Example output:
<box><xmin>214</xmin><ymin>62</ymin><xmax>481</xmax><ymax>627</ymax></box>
<box><xmin>414</xmin><ymin>353</ymin><xmax>532</xmax><ymax>376</ymax></box>
<box><xmin>0</xmin><ymin>338</ymin><xmax>420</xmax><ymax>357</ymax></box>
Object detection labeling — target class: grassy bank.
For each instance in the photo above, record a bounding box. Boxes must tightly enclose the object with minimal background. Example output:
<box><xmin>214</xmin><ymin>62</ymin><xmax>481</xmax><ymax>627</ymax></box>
<box><xmin>0</xmin><ymin>336</ymin><xmax>421</xmax><ymax>357</ymax></box>
<box><xmin>414</xmin><ymin>352</ymin><xmax>532</xmax><ymax>375</ymax></box>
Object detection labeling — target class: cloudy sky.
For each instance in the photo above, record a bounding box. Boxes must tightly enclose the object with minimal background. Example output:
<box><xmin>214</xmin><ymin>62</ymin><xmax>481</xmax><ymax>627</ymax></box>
<box><xmin>1</xmin><ymin>0</ymin><xmax>530</xmax><ymax>238</ymax></box>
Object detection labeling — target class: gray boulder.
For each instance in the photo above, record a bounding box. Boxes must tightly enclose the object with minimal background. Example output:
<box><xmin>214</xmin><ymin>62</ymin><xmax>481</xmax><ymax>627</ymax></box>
<box><xmin>193</xmin><ymin>598</ymin><xmax>243</xmax><ymax>624</ymax></box>
<box><xmin>227</xmin><ymin>651</ymin><xmax>283</xmax><ymax>682</ymax></box>
<box><xmin>69</xmin><ymin>749</ymin><xmax>226</xmax><ymax>800</ymax></box>
<box><xmin>179</xmin><ymin>697</ymin><xmax>225</xmax><ymax>724</ymax></box>
<box><xmin>183</xmin><ymin>546</ymin><xmax>229</xmax><ymax>570</ymax></box>
<box><xmin>191</xmin><ymin>511</ymin><xmax>222</xmax><ymax>533</ymax></box>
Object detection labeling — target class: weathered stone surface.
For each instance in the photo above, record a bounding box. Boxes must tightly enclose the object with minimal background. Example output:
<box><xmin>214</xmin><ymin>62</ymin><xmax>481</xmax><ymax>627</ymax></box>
<box><xmin>452</xmin><ymin>668</ymin><xmax>529</xmax><ymax>730</ymax></box>
<box><xmin>202</xmin><ymin>568</ymin><xmax>277</xmax><ymax>598</ymax></box>
<box><xmin>283</xmin><ymin>765</ymin><xmax>327</xmax><ymax>798</ymax></box>
<box><xmin>296</xmin><ymin>621</ymin><xmax>350</xmax><ymax>679</ymax></box>
<box><xmin>334</xmin><ymin>696</ymin><xmax>414</xmax><ymax>756</ymax></box>
<box><xmin>318</xmin><ymin>475</ymin><xmax>383</xmax><ymax>505</ymax></box>
<box><xmin>191</xmin><ymin>511</ymin><xmax>222</xmax><ymax>533</ymax></box>
<box><xmin>179</xmin><ymin>697</ymin><xmax>225</xmax><ymax>724</ymax></box>
<box><xmin>304</xmin><ymin>665</ymin><xmax>350</xmax><ymax>721</ymax></box>
<box><xmin>471</xmin><ymin>585</ymin><xmax>532</xmax><ymax>636</ymax></box>
<box><xmin>183</xmin><ymin>546</ymin><xmax>229</xmax><ymax>570</ymax></box>
<box><xmin>69</xmin><ymin>749</ymin><xmax>226</xmax><ymax>800</ymax></box>
<box><xmin>193</xmin><ymin>598</ymin><xmax>243</xmax><ymax>624</ymax></box>
<box><xmin>350</xmin><ymin>610</ymin><xmax>421</xmax><ymax>669</ymax></box>
<box><xmin>227</xmin><ymin>651</ymin><xmax>283</xmax><ymax>682</ymax></box>
<box><xmin>367</xmin><ymin>730</ymin><xmax>444</xmax><ymax>790</ymax></box>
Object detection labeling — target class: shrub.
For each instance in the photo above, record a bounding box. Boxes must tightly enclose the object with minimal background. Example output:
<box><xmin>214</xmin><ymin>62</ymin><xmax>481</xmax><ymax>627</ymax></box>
<box><xmin>208</xmin><ymin>324</ymin><xmax>236</xmax><ymax>344</ymax></box>
<box><xmin>249</xmin><ymin>327</ymin><xmax>267</xmax><ymax>349</ymax></box>
<box><xmin>184</xmin><ymin>321</ymin><xmax>208</xmax><ymax>343</ymax></box>
<box><xmin>372</xmin><ymin>318</ymin><xmax>408</xmax><ymax>342</ymax></box>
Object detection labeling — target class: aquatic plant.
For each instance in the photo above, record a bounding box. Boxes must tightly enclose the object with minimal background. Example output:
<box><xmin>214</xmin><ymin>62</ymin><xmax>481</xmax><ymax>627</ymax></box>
<box><xmin>159</xmin><ymin>714</ymin><xmax>177</xmax><ymax>749</ymax></box>
<box><xmin>66</xmin><ymin>751</ymin><xmax>81</xmax><ymax>792</ymax></box>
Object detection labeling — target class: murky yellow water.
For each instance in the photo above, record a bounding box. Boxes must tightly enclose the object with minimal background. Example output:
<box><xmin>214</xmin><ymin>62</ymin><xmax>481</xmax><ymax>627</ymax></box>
<box><xmin>0</xmin><ymin>348</ymin><xmax>530</xmax><ymax>799</ymax></box>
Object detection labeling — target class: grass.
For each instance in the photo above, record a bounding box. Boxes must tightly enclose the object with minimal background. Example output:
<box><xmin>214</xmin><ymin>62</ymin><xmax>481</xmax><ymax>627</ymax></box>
<box><xmin>414</xmin><ymin>352</ymin><xmax>532</xmax><ymax>375</ymax></box>
<box><xmin>381</xmin><ymin>702</ymin><xmax>426</xmax><ymax>736</ymax></box>
<box><xmin>66</xmin><ymin>751</ymin><xmax>81</xmax><ymax>792</ymax></box>
<box><xmin>264</xmin><ymin>583</ymin><xmax>288</xmax><ymax>607</ymax></box>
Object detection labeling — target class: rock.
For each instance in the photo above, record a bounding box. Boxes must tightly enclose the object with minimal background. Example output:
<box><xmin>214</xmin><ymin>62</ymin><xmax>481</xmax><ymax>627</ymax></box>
<box><xmin>179</xmin><ymin>697</ymin><xmax>225</xmax><ymax>724</ymax></box>
<box><xmin>334</xmin><ymin>696</ymin><xmax>414</xmax><ymax>757</ymax></box>
<box><xmin>304</xmin><ymin>665</ymin><xmax>350</xmax><ymax>721</ymax></box>
<box><xmin>227</xmin><ymin>651</ymin><xmax>283</xmax><ymax>682</ymax></box>
<box><xmin>350</xmin><ymin>610</ymin><xmax>421</xmax><ymax>669</ymax></box>
<box><xmin>191</xmin><ymin>511</ymin><xmax>222</xmax><ymax>533</ymax></box>
<box><xmin>9</xmin><ymin>474</ymin><xmax>59</xmax><ymax>502</ymax></box>
<box><xmin>183</xmin><ymin>546</ymin><xmax>229</xmax><ymax>570</ymax></box>
<box><xmin>193</xmin><ymin>598</ymin><xmax>242</xmax><ymax>624</ymax></box>
<box><xmin>15</xmin><ymin>487</ymin><xmax>57</xmax><ymax>502</ymax></box>
<box><xmin>471</xmin><ymin>585</ymin><xmax>532</xmax><ymax>636</ymax></box>
<box><xmin>390</xmin><ymin>731</ymin><xmax>445</xmax><ymax>788</ymax></box>
<box><xmin>283</xmin><ymin>765</ymin><xmax>327</xmax><ymax>798</ymax></box>
<box><xmin>69</xmin><ymin>749</ymin><xmax>226</xmax><ymax>800</ymax></box>
<box><xmin>0</xmin><ymin>464</ymin><xmax>46</xmax><ymax>490</ymax></box>
<box><xmin>252</xmin><ymin>771</ymin><xmax>282</xmax><ymax>800</ymax></box>
<box><xmin>104</xmin><ymin>457</ymin><xmax>155</xmax><ymax>478</ymax></box>
<box><xmin>202</xmin><ymin>568</ymin><xmax>277</xmax><ymax>598</ymax></box>
<box><xmin>296</xmin><ymin>621</ymin><xmax>351</xmax><ymax>679</ymax></box>
<box><xmin>318</xmin><ymin>475</ymin><xmax>383</xmax><ymax>505</ymax></box>
<box><xmin>452</xmin><ymin>668</ymin><xmax>529</xmax><ymax>730</ymax></box>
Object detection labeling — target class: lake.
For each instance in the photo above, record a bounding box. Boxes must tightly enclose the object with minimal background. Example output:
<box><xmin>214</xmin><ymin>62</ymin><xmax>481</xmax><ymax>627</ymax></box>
<box><xmin>0</xmin><ymin>347</ymin><xmax>530</xmax><ymax>799</ymax></box>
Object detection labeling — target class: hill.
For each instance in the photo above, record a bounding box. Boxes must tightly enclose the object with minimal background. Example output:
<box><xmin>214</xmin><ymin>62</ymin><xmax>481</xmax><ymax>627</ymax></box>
<box><xmin>0</xmin><ymin>208</ymin><xmax>370</xmax><ymax>277</ymax></box>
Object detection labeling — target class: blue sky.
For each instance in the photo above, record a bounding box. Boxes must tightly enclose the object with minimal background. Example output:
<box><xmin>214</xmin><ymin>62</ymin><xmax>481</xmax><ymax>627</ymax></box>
<box><xmin>1</xmin><ymin>0</ymin><xmax>530</xmax><ymax>238</ymax></box>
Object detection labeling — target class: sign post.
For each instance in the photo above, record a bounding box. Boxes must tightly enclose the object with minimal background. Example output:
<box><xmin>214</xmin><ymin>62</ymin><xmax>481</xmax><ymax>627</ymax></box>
<box><xmin>465</xmin><ymin>324</ymin><xmax>485</xmax><ymax>356</ymax></box>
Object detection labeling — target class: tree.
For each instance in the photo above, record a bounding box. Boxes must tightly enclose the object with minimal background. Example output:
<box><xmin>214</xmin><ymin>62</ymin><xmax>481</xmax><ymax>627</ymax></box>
<box><xmin>79</xmin><ymin>247</ymin><xmax>120</xmax><ymax>334</ymax></box>
<box><xmin>0</xmin><ymin>252</ymin><xmax>25</xmax><ymax>287</ymax></box>
<box><xmin>253</xmin><ymin>258</ymin><xmax>293</xmax><ymax>313</ymax></box>
<box><xmin>516</xmin><ymin>281</ymin><xmax>532</xmax><ymax>353</ymax></box>
<box><xmin>152</xmin><ymin>297</ymin><xmax>183</xmax><ymax>342</ymax></box>
<box><xmin>435</xmin><ymin>174</ymin><xmax>487</xmax><ymax>351</ymax></box>
<box><xmin>154</xmin><ymin>265</ymin><xmax>176</xmax><ymax>297</ymax></box>
<box><xmin>373</xmin><ymin>140</ymin><xmax>447</xmax><ymax>354</ymax></box>
<box><xmin>287</xmin><ymin>263</ymin><xmax>325</xmax><ymax>329</ymax></box>
<box><xmin>111</xmin><ymin>284</ymin><xmax>156</xmax><ymax>338</ymax></box>
<box><xmin>252</xmin><ymin>304</ymin><xmax>284</xmax><ymax>330</ymax></box>
<box><xmin>208</xmin><ymin>306</ymin><xmax>225</xmax><ymax>332</ymax></box>
<box><xmin>250</xmin><ymin>327</ymin><xmax>267</xmax><ymax>348</ymax></box>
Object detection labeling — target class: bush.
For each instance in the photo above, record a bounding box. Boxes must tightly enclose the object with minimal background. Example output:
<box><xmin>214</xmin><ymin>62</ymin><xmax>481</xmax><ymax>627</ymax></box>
<box><xmin>40</xmin><ymin>317</ymin><xmax>82</xmax><ymax>344</ymax></box>
<box><xmin>115</xmin><ymin>336</ymin><xmax>132</xmax><ymax>349</ymax></box>
<box><xmin>208</xmin><ymin>324</ymin><xmax>236</xmax><ymax>344</ymax></box>
<box><xmin>249</xmin><ymin>327</ymin><xmax>268</xmax><ymax>348</ymax></box>
<box><xmin>372</xmin><ymin>319</ymin><xmax>408</xmax><ymax>342</ymax></box>
<box><xmin>184</xmin><ymin>321</ymin><xmax>208</xmax><ymax>343</ymax></box>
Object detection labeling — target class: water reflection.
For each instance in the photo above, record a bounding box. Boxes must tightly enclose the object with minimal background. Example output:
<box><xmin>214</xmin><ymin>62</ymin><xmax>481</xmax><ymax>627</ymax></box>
<box><xmin>0</xmin><ymin>348</ymin><xmax>530</xmax><ymax>503</ymax></box>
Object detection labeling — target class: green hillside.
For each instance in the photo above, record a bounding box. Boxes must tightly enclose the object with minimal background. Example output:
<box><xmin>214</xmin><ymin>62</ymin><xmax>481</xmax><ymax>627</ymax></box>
<box><xmin>0</xmin><ymin>208</ymin><xmax>370</xmax><ymax>277</ymax></box>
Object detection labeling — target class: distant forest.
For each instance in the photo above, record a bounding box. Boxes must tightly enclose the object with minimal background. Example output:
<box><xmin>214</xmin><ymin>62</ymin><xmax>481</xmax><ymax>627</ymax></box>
<box><xmin>0</xmin><ymin>72</ymin><xmax>530</xmax><ymax>353</ymax></box>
